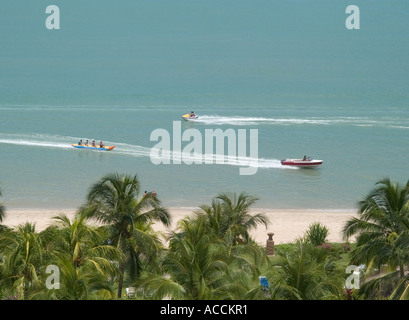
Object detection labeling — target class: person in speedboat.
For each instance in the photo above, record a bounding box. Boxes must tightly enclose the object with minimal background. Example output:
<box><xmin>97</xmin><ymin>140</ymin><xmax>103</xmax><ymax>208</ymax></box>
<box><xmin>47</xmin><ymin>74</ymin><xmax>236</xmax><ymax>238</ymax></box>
<box><xmin>190</xmin><ymin>111</ymin><xmax>196</xmax><ymax>118</ymax></box>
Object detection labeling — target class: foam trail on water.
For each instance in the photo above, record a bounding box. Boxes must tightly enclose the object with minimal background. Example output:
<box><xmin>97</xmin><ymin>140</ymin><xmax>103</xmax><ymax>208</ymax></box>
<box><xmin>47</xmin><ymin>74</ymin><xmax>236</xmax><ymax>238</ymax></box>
<box><xmin>0</xmin><ymin>133</ymin><xmax>292</xmax><ymax>170</ymax></box>
<box><xmin>192</xmin><ymin>115</ymin><xmax>409</xmax><ymax>128</ymax></box>
<box><xmin>113</xmin><ymin>142</ymin><xmax>153</xmax><ymax>158</ymax></box>
<box><xmin>148</xmin><ymin>147</ymin><xmax>294</xmax><ymax>170</ymax></box>
<box><xmin>0</xmin><ymin>133</ymin><xmax>79</xmax><ymax>149</ymax></box>
<box><xmin>194</xmin><ymin>115</ymin><xmax>334</xmax><ymax>126</ymax></box>
<box><xmin>0</xmin><ymin>139</ymin><xmax>72</xmax><ymax>149</ymax></box>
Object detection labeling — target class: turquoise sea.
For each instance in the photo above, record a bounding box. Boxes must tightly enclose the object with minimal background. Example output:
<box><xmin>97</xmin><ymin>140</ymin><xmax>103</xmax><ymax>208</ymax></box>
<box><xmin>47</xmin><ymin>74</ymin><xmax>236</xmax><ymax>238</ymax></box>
<box><xmin>1</xmin><ymin>1</ymin><xmax>408</xmax><ymax>211</ymax></box>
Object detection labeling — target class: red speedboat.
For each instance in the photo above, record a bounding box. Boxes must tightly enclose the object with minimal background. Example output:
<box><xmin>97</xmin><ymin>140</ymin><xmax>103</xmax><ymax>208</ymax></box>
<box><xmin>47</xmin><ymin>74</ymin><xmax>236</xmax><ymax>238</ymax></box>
<box><xmin>281</xmin><ymin>157</ymin><xmax>323</xmax><ymax>168</ymax></box>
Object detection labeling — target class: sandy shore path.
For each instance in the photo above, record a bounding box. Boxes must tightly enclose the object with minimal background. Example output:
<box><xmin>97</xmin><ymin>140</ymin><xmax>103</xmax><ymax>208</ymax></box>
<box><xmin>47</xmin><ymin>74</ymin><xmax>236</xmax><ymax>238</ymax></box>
<box><xmin>2</xmin><ymin>207</ymin><xmax>357</xmax><ymax>245</ymax></box>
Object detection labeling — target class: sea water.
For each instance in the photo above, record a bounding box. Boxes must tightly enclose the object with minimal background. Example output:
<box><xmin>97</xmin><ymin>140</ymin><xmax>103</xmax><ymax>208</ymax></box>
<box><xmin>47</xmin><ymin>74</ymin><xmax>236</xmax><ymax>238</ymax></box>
<box><xmin>0</xmin><ymin>1</ymin><xmax>408</xmax><ymax>210</ymax></box>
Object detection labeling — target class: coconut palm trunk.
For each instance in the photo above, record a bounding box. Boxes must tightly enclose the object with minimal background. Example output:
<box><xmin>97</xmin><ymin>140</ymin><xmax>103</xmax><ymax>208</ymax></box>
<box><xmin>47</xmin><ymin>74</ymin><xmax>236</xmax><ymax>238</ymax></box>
<box><xmin>117</xmin><ymin>258</ymin><xmax>126</xmax><ymax>298</ymax></box>
<box><xmin>0</xmin><ymin>186</ymin><xmax>5</xmax><ymax>224</ymax></box>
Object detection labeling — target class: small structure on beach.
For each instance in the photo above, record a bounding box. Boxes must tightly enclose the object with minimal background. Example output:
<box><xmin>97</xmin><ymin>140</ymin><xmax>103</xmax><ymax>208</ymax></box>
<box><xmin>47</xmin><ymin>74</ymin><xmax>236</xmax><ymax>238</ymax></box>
<box><xmin>266</xmin><ymin>232</ymin><xmax>275</xmax><ymax>256</ymax></box>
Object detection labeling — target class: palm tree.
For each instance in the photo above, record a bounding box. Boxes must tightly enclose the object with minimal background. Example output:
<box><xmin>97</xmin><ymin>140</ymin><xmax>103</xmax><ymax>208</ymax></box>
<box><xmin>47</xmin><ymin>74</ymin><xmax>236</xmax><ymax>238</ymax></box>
<box><xmin>343</xmin><ymin>178</ymin><xmax>409</xmax><ymax>279</ymax></box>
<box><xmin>137</xmin><ymin>192</ymin><xmax>271</xmax><ymax>300</ymax></box>
<box><xmin>342</xmin><ymin>178</ymin><xmax>409</xmax><ymax>298</ymax></box>
<box><xmin>32</xmin><ymin>212</ymin><xmax>123</xmax><ymax>299</ymax></box>
<box><xmin>266</xmin><ymin>240</ymin><xmax>343</xmax><ymax>300</ymax></box>
<box><xmin>214</xmin><ymin>243</ymin><xmax>271</xmax><ymax>300</ymax></box>
<box><xmin>0</xmin><ymin>223</ymin><xmax>45</xmax><ymax>299</ymax></box>
<box><xmin>138</xmin><ymin>217</ymin><xmax>228</xmax><ymax>300</ymax></box>
<box><xmin>44</xmin><ymin>213</ymin><xmax>121</xmax><ymax>274</ymax></box>
<box><xmin>138</xmin><ymin>214</ymin><xmax>272</xmax><ymax>300</ymax></box>
<box><xmin>80</xmin><ymin>173</ymin><xmax>171</xmax><ymax>298</ymax></box>
<box><xmin>195</xmin><ymin>192</ymin><xmax>270</xmax><ymax>246</ymax></box>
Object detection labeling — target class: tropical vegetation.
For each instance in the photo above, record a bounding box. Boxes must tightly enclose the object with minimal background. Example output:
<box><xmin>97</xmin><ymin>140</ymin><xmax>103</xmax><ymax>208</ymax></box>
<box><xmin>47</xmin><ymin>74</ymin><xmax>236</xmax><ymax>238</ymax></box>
<box><xmin>1</xmin><ymin>174</ymin><xmax>409</xmax><ymax>300</ymax></box>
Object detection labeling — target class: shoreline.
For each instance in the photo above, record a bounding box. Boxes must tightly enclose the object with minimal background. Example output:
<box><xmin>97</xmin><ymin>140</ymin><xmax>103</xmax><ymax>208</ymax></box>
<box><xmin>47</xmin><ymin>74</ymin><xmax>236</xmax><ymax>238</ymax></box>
<box><xmin>1</xmin><ymin>207</ymin><xmax>357</xmax><ymax>245</ymax></box>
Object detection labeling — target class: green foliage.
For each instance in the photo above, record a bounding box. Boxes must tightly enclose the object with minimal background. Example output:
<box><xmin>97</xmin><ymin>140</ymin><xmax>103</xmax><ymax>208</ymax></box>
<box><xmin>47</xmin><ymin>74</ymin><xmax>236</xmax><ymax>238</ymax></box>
<box><xmin>80</xmin><ymin>173</ymin><xmax>170</xmax><ymax>298</ymax></box>
<box><xmin>343</xmin><ymin>178</ymin><xmax>409</xmax><ymax>299</ymax></box>
<box><xmin>265</xmin><ymin>239</ymin><xmax>344</xmax><ymax>300</ymax></box>
<box><xmin>194</xmin><ymin>192</ymin><xmax>270</xmax><ymax>246</ymax></box>
<box><xmin>1</xmin><ymin>175</ymin><xmax>409</xmax><ymax>300</ymax></box>
<box><xmin>305</xmin><ymin>222</ymin><xmax>329</xmax><ymax>246</ymax></box>
<box><xmin>137</xmin><ymin>192</ymin><xmax>271</xmax><ymax>300</ymax></box>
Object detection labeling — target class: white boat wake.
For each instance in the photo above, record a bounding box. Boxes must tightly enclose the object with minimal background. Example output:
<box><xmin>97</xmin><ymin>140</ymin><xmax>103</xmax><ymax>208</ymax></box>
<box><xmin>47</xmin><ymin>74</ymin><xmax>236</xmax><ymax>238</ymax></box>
<box><xmin>0</xmin><ymin>133</ymin><xmax>293</xmax><ymax>171</ymax></box>
<box><xmin>190</xmin><ymin>115</ymin><xmax>409</xmax><ymax>128</ymax></box>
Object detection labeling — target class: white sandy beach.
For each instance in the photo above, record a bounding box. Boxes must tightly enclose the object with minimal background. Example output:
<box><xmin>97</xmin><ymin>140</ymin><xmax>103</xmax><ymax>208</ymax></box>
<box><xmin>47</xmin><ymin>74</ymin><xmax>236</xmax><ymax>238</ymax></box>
<box><xmin>2</xmin><ymin>207</ymin><xmax>357</xmax><ymax>245</ymax></box>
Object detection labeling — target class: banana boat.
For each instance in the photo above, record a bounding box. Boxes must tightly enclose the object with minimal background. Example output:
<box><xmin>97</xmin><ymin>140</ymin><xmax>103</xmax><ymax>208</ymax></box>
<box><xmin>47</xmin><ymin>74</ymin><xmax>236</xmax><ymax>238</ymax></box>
<box><xmin>72</xmin><ymin>144</ymin><xmax>115</xmax><ymax>151</ymax></box>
